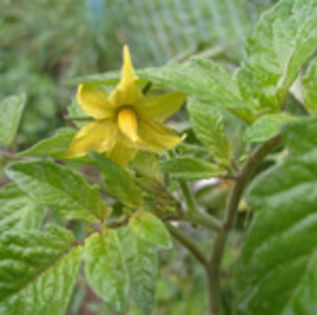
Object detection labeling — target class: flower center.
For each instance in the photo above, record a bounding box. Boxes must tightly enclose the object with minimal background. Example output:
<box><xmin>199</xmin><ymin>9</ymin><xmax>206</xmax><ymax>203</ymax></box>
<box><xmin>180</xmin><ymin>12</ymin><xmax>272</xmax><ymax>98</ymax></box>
<box><xmin>117</xmin><ymin>107</ymin><xmax>139</xmax><ymax>143</ymax></box>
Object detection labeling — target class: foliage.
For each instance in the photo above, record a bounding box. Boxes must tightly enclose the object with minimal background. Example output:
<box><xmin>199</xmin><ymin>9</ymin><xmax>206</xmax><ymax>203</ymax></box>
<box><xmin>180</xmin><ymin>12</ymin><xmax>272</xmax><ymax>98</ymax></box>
<box><xmin>0</xmin><ymin>95</ymin><xmax>25</xmax><ymax>146</ymax></box>
<box><xmin>1</xmin><ymin>0</ymin><xmax>317</xmax><ymax>314</ymax></box>
<box><xmin>302</xmin><ymin>58</ymin><xmax>317</xmax><ymax>114</ymax></box>
<box><xmin>238</xmin><ymin>117</ymin><xmax>317</xmax><ymax>314</ymax></box>
<box><xmin>0</xmin><ymin>225</ymin><xmax>82</xmax><ymax>315</ymax></box>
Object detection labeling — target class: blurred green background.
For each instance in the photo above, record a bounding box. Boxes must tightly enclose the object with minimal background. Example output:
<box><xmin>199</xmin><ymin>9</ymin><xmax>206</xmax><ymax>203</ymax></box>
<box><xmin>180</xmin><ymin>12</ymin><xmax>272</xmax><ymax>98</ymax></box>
<box><xmin>1</xmin><ymin>0</ymin><xmax>276</xmax><ymax>146</ymax></box>
<box><xmin>0</xmin><ymin>1</ymin><xmax>276</xmax><ymax>314</ymax></box>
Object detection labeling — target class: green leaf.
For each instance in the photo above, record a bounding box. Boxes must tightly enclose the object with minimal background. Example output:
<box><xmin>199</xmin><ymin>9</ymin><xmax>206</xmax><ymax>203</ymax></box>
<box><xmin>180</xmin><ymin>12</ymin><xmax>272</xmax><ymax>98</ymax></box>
<box><xmin>0</xmin><ymin>183</ymin><xmax>44</xmax><ymax>232</ymax></box>
<box><xmin>282</xmin><ymin>117</ymin><xmax>317</xmax><ymax>156</ymax></box>
<box><xmin>5</xmin><ymin>161</ymin><xmax>107</xmax><ymax>222</ymax></box>
<box><xmin>162</xmin><ymin>157</ymin><xmax>225</xmax><ymax>181</ymax></box>
<box><xmin>302</xmin><ymin>58</ymin><xmax>317</xmax><ymax>114</ymax></box>
<box><xmin>134</xmin><ymin>177</ymin><xmax>179</xmax><ymax>211</ymax></box>
<box><xmin>188</xmin><ymin>98</ymin><xmax>231</xmax><ymax>164</ymax></box>
<box><xmin>140</xmin><ymin>59</ymin><xmax>256</xmax><ymax>122</ymax></box>
<box><xmin>66</xmin><ymin>98</ymin><xmax>89</xmax><ymax>128</ymax></box>
<box><xmin>66</xmin><ymin>70</ymin><xmax>147</xmax><ymax>87</ymax></box>
<box><xmin>237</xmin><ymin>116</ymin><xmax>317</xmax><ymax>314</ymax></box>
<box><xmin>0</xmin><ymin>225</ymin><xmax>81</xmax><ymax>315</ymax></box>
<box><xmin>83</xmin><ymin>229</ymin><xmax>128</xmax><ymax>311</ymax></box>
<box><xmin>243</xmin><ymin>113</ymin><xmax>292</xmax><ymax>143</ymax></box>
<box><xmin>0</xmin><ymin>94</ymin><xmax>25</xmax><ymax>146</ymax></box>
<box><xmin>92</xmin><ymin>153</ymin><xmax>143</xmax><ymax>208</ymax></box>
<box><xmin>18</xmin><ymin>128</ymin><xmax>75</xmax><ymax>158</ymax></box>
<box><xmin>130</xmin><ymin>210</ymin><xmax>172</xmax><ymax>249</ymax></box>
<box><xmin>119</xmin><ymin>227</ymin><xmax>158</xmax><ymax>314</ymax></box>
<box><xmin>130</xmin><ymin>152</ymin><xmax>161</xmax><ymax>181</ymax></box>
<box><xmin>66</xmin><ymin>70</ymin><xmax>121</xmax><ymax>85</ymax></box>
<box><xmin>238</xmin><ymin>0</ymin><xmax>317</xmax><ymax>110</ymax></box>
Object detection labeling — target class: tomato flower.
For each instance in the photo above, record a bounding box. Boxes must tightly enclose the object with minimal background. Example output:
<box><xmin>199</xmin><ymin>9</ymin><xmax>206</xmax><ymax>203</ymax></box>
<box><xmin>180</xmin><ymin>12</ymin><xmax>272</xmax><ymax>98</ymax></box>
<box><xmin>66</xmin><ymin>45</ymin><xmax>185</xmax><ymax>167</ymax></box>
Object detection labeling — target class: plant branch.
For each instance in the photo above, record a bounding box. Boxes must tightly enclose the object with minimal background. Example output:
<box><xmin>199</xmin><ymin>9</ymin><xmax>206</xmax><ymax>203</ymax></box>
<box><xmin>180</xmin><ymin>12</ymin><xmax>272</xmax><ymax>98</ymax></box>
<box><xmin>207</xmin><ymin>134</ymin><xmax>281</xmax><ymax>315</ymax></box>
<box><xmin>179</xmin><ymin>180</ymin><xmax>198</xmax><ymax>213</ymax></box>
<box><xmin>165</xmin><ymin>222</ymin><xmax>208</xmax><ymax>267</ymax></box>
<box><xmin>184</xmin><ymin>211</ymin><xmax>222</xmax><ymax>233</ymax></box>
<box><xmin>179</xmin><ymin>179</ymin><xmax>222</xmax><ymax>232</ymax></box>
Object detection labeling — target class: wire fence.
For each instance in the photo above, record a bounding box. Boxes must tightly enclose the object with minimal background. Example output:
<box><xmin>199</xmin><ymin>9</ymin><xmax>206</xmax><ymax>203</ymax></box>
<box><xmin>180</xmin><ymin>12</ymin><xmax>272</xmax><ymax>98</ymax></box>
<box><xmin>98</xmin><ymin>0</ymin><xmax>275</xmax><ymax>67</ymax></box>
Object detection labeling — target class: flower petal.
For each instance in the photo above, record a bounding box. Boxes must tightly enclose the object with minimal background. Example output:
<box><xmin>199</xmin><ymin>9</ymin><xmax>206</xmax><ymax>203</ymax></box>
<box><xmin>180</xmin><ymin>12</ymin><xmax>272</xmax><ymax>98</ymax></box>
<box><xmin>77</xmin><ymin>83</ymin><xmax>114</xmax><ymax>118</ymax></box>
<box><xmin>136</xmin><ymin>92</ymin><xmax>186</xmax><ymax>122</ymax></box>
<box><xmin>117</xmin><ymin>107</ymin><xmax>140</xmax><ymax>143</ymax></box>
<box><xmin>138</xmin><ymin>116</ymin><xmax>184</xmax><ymax>153</ymax></box>
<box><xmin>122</xmin><ymin>45</ymin><xmax>136</xmax><ymax>84</ymax></box>
<box><xmin>108</xmin><ymin>45</ymin><xmax>143</xmax><ymax>106</ymax></box>
<box><xmin>66</xmin><ymin>119</ymin><xmax>118</xmax><ymax>158</ymax></box>
<box><xmin>107</xmin><ymin>133</ymin><xmax>138</xmax><ymax>167</ymax></box>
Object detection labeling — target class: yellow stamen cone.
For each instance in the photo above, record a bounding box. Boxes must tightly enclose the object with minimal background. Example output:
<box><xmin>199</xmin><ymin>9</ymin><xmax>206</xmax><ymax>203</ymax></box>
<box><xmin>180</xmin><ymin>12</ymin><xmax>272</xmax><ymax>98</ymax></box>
<box><xmin>117</xmin><ymin>107</ymin><xmax>139</xmax><ymax>143</ymax></box>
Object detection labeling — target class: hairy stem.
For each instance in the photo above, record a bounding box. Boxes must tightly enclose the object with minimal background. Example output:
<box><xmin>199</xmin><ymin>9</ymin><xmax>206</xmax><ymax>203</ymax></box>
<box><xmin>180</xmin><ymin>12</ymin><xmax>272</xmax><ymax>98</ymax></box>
<box><xmin>185</xmin><ymin>211</ymin><xmax>222</xmax><ymax>233</ymax></box>
<box><xmin>166</xmin><ymin>222</ymin><xmax>208</xmax><ymax>266</ymax></box>
<box><xmin>179</xmin><ymin>178</ymin><xmax>222</xmax><ymax>232</ymax></box>
<box><xmin>170</xmin><ymin>150</ymin><xmax>220</xmax><ymax>232</ymax></box>
<box><xmin>179</xmin><ymin>180</ymin><xmax>198</xmax><ymax>213</ymax></box>
<box><xmin>207</xmin><ymin>135</ymin><xmax>281</xmax><ymax>315</ymax></box>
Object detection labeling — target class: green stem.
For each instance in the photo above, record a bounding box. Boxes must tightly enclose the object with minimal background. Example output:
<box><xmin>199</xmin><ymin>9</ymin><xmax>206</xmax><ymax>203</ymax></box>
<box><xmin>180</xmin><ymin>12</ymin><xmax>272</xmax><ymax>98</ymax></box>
<box><xmin>166</xmin><ymin>222</ymin><xmax>208</xmax><ymax>266</ymax></box>
<box><xmin>168</xmin><ymin>150</ymin><xmax>199</xmax><ymax>215</ymax></box>
<box><xmin>178</xmin><ymin>178</ymin><xmax>222</xmax><ymax>232</ymax></box>
<box><xmin>185</xmin><ymin>211</ymin><xmax>222</xmax><ymax>233</ymax></box>
<box><xmin>179</xmin><ymin>180</ymin><xmax>198</xmax><ymax>214</ymax></box>
<box><xmin>207</xmin><ymin>135</ymin><xmax>281</xmax><ymax>315</ymax></box>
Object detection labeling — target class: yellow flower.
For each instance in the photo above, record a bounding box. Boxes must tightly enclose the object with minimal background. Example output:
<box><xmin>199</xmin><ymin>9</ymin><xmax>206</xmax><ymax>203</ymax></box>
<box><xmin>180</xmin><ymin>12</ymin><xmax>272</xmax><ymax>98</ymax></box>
<box><xmin>66</xmin><ymin>45</ymin><xmax>186</xmax><ymax>167</ymax></box>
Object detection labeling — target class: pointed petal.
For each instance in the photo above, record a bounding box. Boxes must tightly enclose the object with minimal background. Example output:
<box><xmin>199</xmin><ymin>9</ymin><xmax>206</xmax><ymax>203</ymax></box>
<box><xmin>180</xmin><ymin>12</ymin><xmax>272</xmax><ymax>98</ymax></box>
<box><xmin>136</xmin><ymin>92</ymin><xmax>186</xmax><ymax>122</ymax></box>
<box><xmin>108</xmin><ymin>45</ymin><xmax>143</xmax><ymax>106</ymax></box>
<box><xmin>122</xmin><ymin>45</ymin><xmax>136</xmax><ymax>83</ymax></box>
<box><xmin>77</xmin><ymin>83</ymin><xmax>115</xmax><ymax>118</ymax></box>
<box><xmin>107</xmin><ymin>133</ymin><xmax>138</xmax><ymax>167</ymax></box>
<box><xmin>117</xmin><ymin>107</ymin><xmax>140</xmax><ymax>143</ymax></box>
<box><xmin>66</xmin><ymin>119</ymin><xmax>118</xmax><ymax>158</ymax></box>
<box><xmin>138</xmin><ymin>116</ymin><xmax>184</xmax><ymax>153</ymax></box>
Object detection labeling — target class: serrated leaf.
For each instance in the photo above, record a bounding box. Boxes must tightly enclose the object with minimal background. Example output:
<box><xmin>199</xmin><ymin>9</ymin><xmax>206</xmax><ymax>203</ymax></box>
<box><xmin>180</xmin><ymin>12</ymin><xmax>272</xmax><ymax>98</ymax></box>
<box><xmin>66</xmin><ymin>70</ymin><xmax>121</xmax><ymax>85</ymax></box>
<box><xmin>162</xmin><ymin>157</ymin><xmax>225</xmax><ymax>181</ymax></box>
<box><xmin>238</xmin><ymin>0</ymin><xmax>317</xmax><ymax>110</ymax></box>
<box><xmin>302</xmin><ymin>58</ymin><xmax>317</xmax><ymax>114</ymax></box>
<box><xmin>237</xmin><ymin>116</ymin><xmax>317</xmax><ymax>314</ymax></box>
<box><xmin>243</xmin><ymin>113</ymin><xmax>292</xmax><ymax>143</ymax></box>
<box><xmin>140</xmin><ymin>59</ymin><xmax>256</xmax><ymax>122</ymax></box>
<box><xmin>188</xmin><ymin>98</ymin><xmax>231</xmax><ymax>164</ymax></box>
<box><xmin>83</xmin><ymin>230</ymin><xmax>128</xmax><ymax>311</ymax></box>
<box><xmin>92</xmin><ymin>153</ymin><xmax>143</xmax><ymax>208</ymax></box>
<box><xmin>118</xmin><ymin>227</ymin><xmax>158</xmax><ymax>314</ymax></box>
<box><xmin>5</xmin><ymin>161</ymin><xmax>107</xmax><ymax>222</ymax></box>
<box><xmin>18</xmin><ymin>128</ymin><xmax>75</xmax><ymax>158</ymax></box>
<box><xmin>0</xmin><ymin>225</ymin><xmax>81</xmax><ymax>315</ymax></box>
<box><xmin>130</xmin><ymin>211</ymin><xmax>172</xmax><ymax>249</ymax></box>
<box><xmin>0</xmin><ymin>94</ymin><xmax>25</xmax><ymax>146</ymax></box>
<box><xmin>0</xmin><ymin>183</ymin><xmax>44</xmax><ymax>232</ymax></box>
